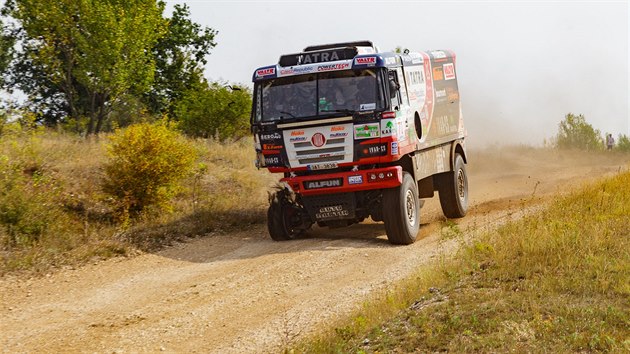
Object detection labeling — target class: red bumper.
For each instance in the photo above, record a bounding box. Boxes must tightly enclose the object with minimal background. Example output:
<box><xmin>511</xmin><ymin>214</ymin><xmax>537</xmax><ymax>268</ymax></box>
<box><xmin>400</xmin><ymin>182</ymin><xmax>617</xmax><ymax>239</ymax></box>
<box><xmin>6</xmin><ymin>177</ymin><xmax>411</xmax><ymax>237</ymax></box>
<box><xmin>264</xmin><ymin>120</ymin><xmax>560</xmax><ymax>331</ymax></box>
<box><xmin>281</xmin><ymin>166</ymin><xmax>403</xmax><ymax>196</ymax></box>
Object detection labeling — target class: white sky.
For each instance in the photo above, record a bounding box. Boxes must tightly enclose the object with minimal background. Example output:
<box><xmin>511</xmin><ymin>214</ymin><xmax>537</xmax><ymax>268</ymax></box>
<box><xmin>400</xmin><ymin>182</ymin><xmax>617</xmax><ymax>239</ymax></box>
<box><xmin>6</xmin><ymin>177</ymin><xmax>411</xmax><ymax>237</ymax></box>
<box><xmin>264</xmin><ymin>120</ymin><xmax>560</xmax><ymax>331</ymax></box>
<box><xmin>164</xmin><ymin>0</ymin><xmax>629</xmax><ymax>146</ymax></box>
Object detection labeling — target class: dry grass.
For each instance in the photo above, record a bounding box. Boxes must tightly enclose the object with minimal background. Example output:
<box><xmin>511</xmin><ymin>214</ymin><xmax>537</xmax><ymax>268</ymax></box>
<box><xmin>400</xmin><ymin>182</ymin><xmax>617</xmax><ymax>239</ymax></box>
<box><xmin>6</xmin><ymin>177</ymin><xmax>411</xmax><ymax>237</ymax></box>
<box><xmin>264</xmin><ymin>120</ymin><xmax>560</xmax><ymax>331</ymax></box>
<box><xmin>0</xmin><ymin>130</ymin><xmax>276</xmax><ymax>275</ymax></box>
<box><xmin>296</xmin><ymin>168</ymin><xmax>630</xmax><ymax>353</ymax></box>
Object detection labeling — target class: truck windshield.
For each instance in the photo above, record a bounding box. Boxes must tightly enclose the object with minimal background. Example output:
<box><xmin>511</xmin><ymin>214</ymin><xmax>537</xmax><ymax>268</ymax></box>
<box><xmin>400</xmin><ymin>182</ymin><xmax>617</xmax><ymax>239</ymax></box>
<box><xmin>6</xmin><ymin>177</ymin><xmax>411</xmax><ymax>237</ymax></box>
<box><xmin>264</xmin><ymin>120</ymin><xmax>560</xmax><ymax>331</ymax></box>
<box><xmin>254</xmin><ymin>69</ymin><xmax>383</xmax><ymax>122</ymax></box>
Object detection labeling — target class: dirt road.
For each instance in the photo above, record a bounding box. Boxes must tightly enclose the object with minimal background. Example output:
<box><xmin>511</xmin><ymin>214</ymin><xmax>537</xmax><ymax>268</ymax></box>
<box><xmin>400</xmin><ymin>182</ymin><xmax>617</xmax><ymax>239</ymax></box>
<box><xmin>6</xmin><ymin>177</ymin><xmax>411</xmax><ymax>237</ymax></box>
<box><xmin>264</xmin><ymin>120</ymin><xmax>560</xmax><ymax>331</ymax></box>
<box><xmin>1</xmin><ymin>148</ymin><xmax>627</xmax><ymax>353</ymax></box>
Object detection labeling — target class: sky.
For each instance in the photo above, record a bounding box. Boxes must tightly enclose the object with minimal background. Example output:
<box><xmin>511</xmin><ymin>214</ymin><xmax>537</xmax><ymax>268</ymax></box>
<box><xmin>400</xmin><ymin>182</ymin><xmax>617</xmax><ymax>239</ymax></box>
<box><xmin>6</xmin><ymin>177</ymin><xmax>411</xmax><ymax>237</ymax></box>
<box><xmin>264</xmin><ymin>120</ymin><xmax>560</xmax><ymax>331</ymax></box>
<box><xmin>164</xmin><ymin>0</ymin><xmax>629</xmax><ymax>147</ymax></box>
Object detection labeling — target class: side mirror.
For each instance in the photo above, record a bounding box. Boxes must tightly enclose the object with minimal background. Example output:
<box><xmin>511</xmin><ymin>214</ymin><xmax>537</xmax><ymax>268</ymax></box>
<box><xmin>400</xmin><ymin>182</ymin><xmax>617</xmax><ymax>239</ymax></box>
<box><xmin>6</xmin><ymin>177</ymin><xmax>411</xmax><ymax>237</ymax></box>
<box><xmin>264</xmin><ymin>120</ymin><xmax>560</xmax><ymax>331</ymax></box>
<box><xmin>389</xmin><ymin>80</ymin><xmax>399</xmax><ymax>99</ymax></box>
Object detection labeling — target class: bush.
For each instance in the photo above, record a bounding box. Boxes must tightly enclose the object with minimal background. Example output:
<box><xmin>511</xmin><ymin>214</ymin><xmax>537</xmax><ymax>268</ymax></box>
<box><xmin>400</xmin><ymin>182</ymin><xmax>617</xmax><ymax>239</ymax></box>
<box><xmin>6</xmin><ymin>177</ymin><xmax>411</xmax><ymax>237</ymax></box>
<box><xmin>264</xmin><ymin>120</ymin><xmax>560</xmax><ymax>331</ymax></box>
<box><xmin>1</xmin><ymin>156</ymin><xmax>44</xmax><ymax>247</ymax></box>
<box><xmin>556</xmin><ymin>113</ymin><xmax>603</xmax><ymax>150</ymax></box>
<box><xmin>103</xmin><ymin>122</ymin><xmax>197</xmax><ymax>219</ymax></box>
<box><xmin>615</xmin><ymin>134</ymin><xmax>630</xmax><ymax>152</ymax></box>
<box><xmin>0</xmin><ymin>125</ymin><xmax>66</xmax><ymax>248</ymax></box>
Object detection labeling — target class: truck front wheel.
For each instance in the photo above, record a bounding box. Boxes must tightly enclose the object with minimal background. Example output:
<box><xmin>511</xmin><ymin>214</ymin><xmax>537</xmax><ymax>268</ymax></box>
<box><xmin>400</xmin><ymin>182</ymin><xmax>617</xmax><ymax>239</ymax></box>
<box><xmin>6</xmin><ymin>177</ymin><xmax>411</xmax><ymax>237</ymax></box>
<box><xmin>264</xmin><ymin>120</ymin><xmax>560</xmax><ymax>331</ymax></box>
<box><xmin>382</xmin><ymin>172</ymin><xmax>420</xmax><ymax>245</ymax></box>
<box><xmin>438</xmin><ymin>153</ymin><xmax>468</xmax><ymax>218</ymax></box>
<box><xmin>267</xmin><ymin>191</ymin><xmax>302</xmax><ymax>241</ymax></box>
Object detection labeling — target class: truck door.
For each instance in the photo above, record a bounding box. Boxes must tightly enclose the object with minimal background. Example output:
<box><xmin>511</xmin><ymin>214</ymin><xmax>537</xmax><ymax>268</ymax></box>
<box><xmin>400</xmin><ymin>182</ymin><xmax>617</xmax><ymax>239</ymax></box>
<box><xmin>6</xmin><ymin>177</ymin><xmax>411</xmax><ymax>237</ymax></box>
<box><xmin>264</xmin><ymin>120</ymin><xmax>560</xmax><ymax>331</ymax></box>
<box><xmin>389</xmin><ymin>68</ymin><xmax>412</xmax><ymax>143</ymax></box>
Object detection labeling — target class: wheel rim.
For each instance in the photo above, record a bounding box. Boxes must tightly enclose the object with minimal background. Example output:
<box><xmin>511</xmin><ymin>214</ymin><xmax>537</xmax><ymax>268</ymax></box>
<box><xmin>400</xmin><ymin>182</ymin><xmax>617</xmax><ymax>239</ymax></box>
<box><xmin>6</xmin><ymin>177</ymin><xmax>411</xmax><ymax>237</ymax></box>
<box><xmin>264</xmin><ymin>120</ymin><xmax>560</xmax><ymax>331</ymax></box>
<box><xmin>405</xmin><ymin>189</ymin><xmax>416</xmax><ymax>226</ymax></box>
<box><xmin>282</xmin><ymin>205</ymin><xmax>299</xmax><ymax>237</ymax></box>
<box><xmin>457</xmin><ymin>168</ymin><xmax>467</xmax><ymax>203</ymax></box>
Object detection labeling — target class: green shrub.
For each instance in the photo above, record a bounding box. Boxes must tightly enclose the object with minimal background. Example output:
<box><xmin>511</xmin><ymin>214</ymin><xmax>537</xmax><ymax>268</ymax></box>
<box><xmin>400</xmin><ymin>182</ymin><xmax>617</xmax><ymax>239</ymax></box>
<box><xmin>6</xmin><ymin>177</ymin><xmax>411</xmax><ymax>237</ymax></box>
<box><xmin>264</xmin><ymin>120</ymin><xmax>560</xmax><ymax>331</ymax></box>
<box><xmin>556</xmin><ymin>113</ymin><xmax>603</xmax><ymax>150</ymax></box>
<box><xmin>102</xmin><ymin>122</ymin><xmax>197</xmax><ymax>219</ymax></box>
<box><xmin>615</xmin><ymin>134</ymin><xmax>630</xmax><ymax>152</ymax></box>
<box><xmin>0</xmin><ymin>126</ymin><xmax>63</xmax><ymax>248</ymax></box>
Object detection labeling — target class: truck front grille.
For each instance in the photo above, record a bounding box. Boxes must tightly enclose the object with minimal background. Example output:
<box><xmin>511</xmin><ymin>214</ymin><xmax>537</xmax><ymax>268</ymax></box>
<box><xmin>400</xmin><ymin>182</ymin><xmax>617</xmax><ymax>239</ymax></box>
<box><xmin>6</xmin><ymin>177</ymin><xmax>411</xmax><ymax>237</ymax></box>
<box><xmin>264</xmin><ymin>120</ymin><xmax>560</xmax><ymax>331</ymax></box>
<box><xmin>283</xmin><ymin>123</ymin><xmax>354</xmax><ymax>168</ymax></box>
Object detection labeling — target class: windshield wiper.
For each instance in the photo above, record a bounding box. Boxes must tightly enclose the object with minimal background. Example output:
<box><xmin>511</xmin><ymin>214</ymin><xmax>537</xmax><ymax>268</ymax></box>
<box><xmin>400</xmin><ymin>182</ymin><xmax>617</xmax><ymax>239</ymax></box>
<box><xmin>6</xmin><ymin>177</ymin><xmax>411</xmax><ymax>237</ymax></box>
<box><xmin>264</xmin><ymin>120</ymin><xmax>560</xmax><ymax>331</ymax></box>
<box><xmin>320</xmin><ymin>109</ymin><xmax>355</xmax><ymax>115</ymax></box>
<box><xmin>279</xmin><ymin>111</ymin><xmax>296</xmax><ymax>119</ymax></box>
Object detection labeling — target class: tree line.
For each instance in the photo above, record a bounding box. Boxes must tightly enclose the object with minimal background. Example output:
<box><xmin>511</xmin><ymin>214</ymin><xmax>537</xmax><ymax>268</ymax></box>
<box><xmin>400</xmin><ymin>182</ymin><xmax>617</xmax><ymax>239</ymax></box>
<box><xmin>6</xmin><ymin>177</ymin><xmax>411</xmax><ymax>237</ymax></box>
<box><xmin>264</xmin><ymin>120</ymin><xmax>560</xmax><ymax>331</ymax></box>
<box><xmin>556</xmin><ymin>113</ymin><xmax>630</xmax><ymax>152</ymax></box>
<box><xmin>0</xmin><ymin>0</ymin><xmax>250</xmax><ymax>139</ymax></box>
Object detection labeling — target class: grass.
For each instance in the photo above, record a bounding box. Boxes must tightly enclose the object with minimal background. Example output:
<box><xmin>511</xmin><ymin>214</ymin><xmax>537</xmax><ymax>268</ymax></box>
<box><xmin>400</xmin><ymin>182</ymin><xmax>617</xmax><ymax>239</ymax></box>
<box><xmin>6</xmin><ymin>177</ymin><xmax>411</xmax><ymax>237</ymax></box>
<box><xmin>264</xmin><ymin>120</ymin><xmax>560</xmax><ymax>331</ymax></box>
<box><xmin>0</xmin><ymin>129</ymin><xmax>276</xmax><ymax>275</ymax></box>
<box><xmin>294</xmin><ymin>169</ymin><xmax>630</xmax><ymax>353</ymax></box>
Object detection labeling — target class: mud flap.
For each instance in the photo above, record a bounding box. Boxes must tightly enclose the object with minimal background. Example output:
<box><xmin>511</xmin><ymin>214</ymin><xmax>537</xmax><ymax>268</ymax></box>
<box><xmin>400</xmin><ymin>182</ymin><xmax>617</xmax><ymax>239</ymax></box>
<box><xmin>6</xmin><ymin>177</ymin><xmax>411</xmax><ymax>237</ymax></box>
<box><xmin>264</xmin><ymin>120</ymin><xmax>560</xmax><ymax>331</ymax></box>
<box><xmin>301</xmin><ymin>193</ymin><xmax>356</xmax><ymax>222</ymax></box>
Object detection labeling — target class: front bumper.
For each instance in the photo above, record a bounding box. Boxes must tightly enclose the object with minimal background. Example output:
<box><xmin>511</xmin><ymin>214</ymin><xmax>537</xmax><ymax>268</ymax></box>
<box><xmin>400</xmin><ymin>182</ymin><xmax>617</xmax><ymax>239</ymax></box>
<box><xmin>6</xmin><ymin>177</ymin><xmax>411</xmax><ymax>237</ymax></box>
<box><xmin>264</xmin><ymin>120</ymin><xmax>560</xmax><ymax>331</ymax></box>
<box><xmin>281</xmin><ymin>166</ymin><xmax>403</xmax><ymax>196</ymax></box>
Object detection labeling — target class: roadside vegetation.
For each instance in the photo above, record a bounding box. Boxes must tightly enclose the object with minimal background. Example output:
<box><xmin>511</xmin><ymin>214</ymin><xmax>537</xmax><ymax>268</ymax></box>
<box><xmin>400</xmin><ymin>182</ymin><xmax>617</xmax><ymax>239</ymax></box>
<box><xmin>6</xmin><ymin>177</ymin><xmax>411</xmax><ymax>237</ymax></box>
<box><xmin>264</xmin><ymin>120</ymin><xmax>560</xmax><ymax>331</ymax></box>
<box><xmin>554</xmin><ymin>113</ymin><xmax>630</xmax><ymax>152</ymax></box>
<box><xmin>0</xmin><ymin>121</ymin><xmax>275</xmax><ymax>274</ymax></box>
<box><xmin>0</xmin><ymin>0</ymin><xmax>261</xmax><ymax>275</ymax></box>
<box><xmin>294</xmin><ymin>169</ymin><xmax>630</xmax><ymax>353</ymax></box>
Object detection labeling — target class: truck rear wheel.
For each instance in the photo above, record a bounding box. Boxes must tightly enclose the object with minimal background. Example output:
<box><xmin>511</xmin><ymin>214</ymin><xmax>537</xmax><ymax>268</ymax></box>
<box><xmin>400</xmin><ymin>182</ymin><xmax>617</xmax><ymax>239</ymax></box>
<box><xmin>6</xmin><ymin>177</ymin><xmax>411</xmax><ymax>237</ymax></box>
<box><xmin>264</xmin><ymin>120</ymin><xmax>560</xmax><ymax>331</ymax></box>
<box><xmin>438</xmin><ymin>153</ymin><xmax>468</xmax><ymax>218</ymax></box>
<box><xmin>382</xmin><ymin>172</ymin><xmax>420</xmax><ymax>245</ymax></box>
<box><xmin>267</xmin><ymin>191</ymin><xmax>301</xmax><ymax>241</ymax></box>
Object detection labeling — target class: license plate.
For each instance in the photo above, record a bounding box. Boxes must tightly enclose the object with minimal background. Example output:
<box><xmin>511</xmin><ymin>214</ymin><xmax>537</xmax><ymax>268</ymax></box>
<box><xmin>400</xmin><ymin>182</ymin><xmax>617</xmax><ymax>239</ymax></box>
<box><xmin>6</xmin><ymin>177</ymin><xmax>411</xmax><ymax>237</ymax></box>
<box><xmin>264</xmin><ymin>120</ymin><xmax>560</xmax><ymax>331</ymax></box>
<box><xmin>308</xmin><ymin>162</ymin><xmax>338</xmax><ymax>171</ymax></box>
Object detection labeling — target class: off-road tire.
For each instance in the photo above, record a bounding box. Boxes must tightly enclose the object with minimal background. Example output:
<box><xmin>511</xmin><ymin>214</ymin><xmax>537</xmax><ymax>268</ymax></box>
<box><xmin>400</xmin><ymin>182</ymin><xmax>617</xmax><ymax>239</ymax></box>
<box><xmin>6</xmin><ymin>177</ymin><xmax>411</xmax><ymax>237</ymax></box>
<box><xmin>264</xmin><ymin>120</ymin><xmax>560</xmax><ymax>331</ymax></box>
<box><xmin>438</xmin><ymin>153</ymin><xmax>468</xmax><ymax>218</ymax></box>
<box><xmin>382</xmin><ymin>172</ymin><xmax>420</xmax><ymax>245</ymax></box>
<box><xmin>267</xmin><ymin>192</ymin><xmax>301</xmax><ymax>241</ymax></box>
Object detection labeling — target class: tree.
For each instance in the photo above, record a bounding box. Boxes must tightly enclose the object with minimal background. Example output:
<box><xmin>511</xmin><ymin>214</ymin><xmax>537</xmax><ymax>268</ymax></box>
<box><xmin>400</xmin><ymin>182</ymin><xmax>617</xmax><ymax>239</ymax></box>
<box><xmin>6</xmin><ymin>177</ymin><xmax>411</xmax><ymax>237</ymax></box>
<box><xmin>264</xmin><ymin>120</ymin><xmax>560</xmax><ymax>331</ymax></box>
<box><xmin>0</xmin><ymin>18</ymin><xmax>14</xmax><ymax>88</ymax></box>
<box><xmin>175</xmin><ymin>82</ymin><xmax>251</xmax><ymax>140</ymax></box>
<box><xmin>145</xmin><ymin>4</ymin><xmax>217</xmax><ymax>119</ymax></box>
<box><xmin>1</xmin><ymin>1</ymin><xmax>69</xmax><ymax>126</ymax></box>
<box><xmin>5</xmin><ymin>0</ymin><xmax>166</xmax><ymax>134</ymax></box>
<box><xmin>616</xmin><ymin>134</ymin><xmax>630</xmax><ymax>152</ymax></box>
<box><xmin>556</xmin><ymin>113</ymin><xmax>603</xmax><ymax>150</ymax></box>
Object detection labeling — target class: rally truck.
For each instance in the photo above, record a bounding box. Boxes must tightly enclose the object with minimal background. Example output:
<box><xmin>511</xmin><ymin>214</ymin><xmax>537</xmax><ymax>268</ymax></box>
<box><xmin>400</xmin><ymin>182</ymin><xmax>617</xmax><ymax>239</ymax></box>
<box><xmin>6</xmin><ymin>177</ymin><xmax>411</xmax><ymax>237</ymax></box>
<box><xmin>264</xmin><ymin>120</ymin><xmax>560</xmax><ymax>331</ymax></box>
<box><xmin>250</xmin><ymin>40</ymin><xmax>468</xmax><ymax>244</ymax></box>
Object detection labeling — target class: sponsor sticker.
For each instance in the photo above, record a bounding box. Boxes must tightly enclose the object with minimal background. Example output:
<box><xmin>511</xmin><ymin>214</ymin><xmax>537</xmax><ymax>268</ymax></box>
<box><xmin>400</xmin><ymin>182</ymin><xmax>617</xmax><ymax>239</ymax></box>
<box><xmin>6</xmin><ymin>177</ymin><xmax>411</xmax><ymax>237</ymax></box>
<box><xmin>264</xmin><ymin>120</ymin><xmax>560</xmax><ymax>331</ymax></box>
<box><xmin>264</xmin><ymin>156</ymin><xmax>280</xmax><ymax>165</ymax></box>
<box><xmin>256</xmin><ymin>67</ymin><xmax>275</xmax><ymax>77</ymax></box>
<box><xmin>279</xmin><ymin>66</ymin><xmax>315</xmax><ymax>76</ymax></box>
<box><xmin>435</xmin><ymin>88</ymin><xmax>448</xmax><ymax>103</ymax></box>
<box><xmin>432</xmin><ymin>67</ymin><xmax>444</xmax><ymax>81</ymax></box>
<box><xmin>447</xmin><ymin>87</ymin><xmax>459</xmax><ymax>100</ymax></box>
<box><xmin>290</xmin><ymin>136</ymin><xmax>307</xmax><ymax>142</ymax></box>
<box><xmin>348</xmin><ymin>175</ymin><xmax>363</xmax><ymax>185</ymax></box>
<box><xmin>354</xmin><ymin>56</ymin><xmax>376</xmax><ymax>65</ymax></box>
<box><xmin>331</xmin><ymin>125</ymin><xmax>345</xmax><ymax>131</ymax></box>
<box><xmin>354</xmin><ymin>123</ymin><xmax>380</xmax><ymax>139</ymax></box>
<box><xmin>381</xmin><ymin>119</ymin><xmax>395</xmax><ymax>136</ymax></box>
<box><xmin>359</xmin><ymin>103</ymin><xmax>376</xmax><ymax>111</ymax></box>
<box><xmin>262</xmin><ymin>144</ymin><xmax>283</xmax><ymax>150</ymax></box>
<box><xmin>329</xmin><ymin>132</ymin><xmax>348</xmax><ymax>138</ymax></box>
<box><xmin>430</xmin><ymin>50</ymin><xmax>447</xmax><ymax>59</ymax></box>
<box><xmin>291</xmin><ymin>130</ymin><xmax>305</xmax><ymax>136</ymax></box>
<box><xmin>260</xmin><ymin>132</ymin><xmax>281</xmax><ymax>141</ymax></box>
<box><xmin>317</xmin><ymin>63</ymin><xmax>350</xmax><ymax>72</ymax></box>
<box><xmin>391</xmin><ymin>142</ymin><xmax>399</xmax><ymax>155</ymax></box>
<box><xmin>443</xmin><ymin>63</ymin><xmax>455</xmax><ymax>80</ymax></box>
<box><xmin>303</xmin><ymin>178</ymin><xmax>343</xmax><ymax>190</ymax></box>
